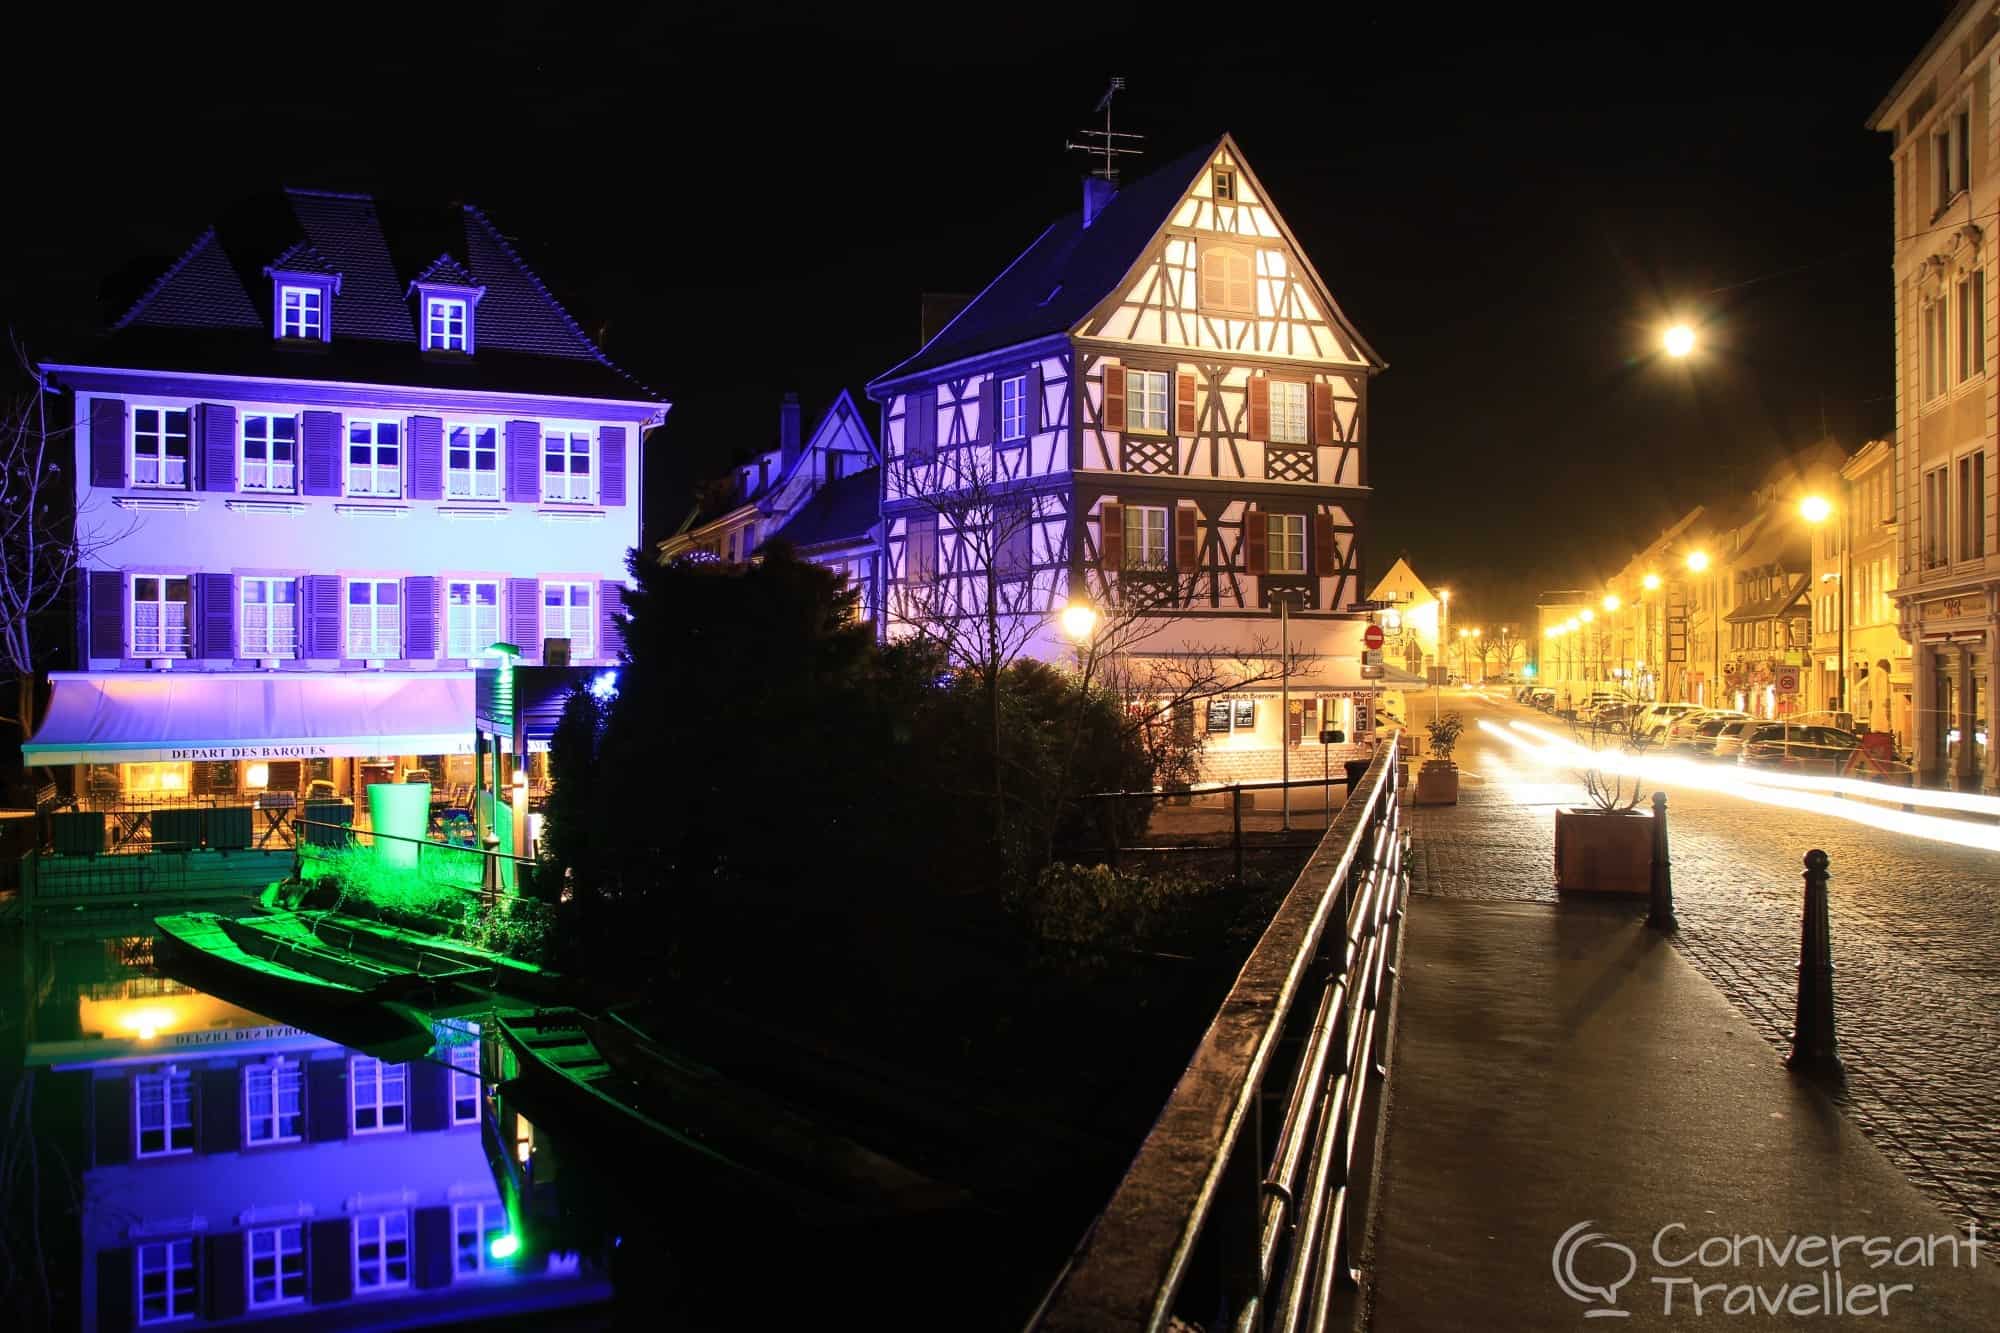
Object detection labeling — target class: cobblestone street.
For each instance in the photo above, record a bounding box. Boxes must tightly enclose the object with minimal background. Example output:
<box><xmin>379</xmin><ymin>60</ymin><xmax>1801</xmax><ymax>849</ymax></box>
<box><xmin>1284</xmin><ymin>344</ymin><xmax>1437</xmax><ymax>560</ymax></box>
<box><xmin>1406</xmin><ymin>688</ymin><xmax>2000</xmax><ymax>1232</ymax></box>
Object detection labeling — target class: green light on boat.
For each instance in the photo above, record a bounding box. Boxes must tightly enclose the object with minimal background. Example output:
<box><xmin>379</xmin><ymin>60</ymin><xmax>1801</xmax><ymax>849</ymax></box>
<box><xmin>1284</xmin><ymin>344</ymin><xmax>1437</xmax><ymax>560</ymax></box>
<box><xmin>490</xmin><ymin>1233</ymin><xmax>520</xmax><ymax>1261</ymax></box>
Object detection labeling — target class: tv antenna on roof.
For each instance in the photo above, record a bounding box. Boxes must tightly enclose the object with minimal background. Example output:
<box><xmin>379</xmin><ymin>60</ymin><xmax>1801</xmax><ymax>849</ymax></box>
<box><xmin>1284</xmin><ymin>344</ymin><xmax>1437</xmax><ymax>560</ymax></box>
<box><xmin>1066</xmin><ymin>76</ymin><xmax>1144</xmax><ymax>184</ymax></box>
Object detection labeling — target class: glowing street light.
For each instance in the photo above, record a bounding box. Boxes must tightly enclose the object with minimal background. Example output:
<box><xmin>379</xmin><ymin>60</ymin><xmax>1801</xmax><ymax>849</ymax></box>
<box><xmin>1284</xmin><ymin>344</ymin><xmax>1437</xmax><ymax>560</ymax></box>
<box><xmin>1686</xmin><ymin>550</ymin><xmax>1710</xmax><ymax>573</ymax></box>
<box><xmin>1579</xmin><ymin>608</ymin><xmax>1594</xmax><ymax>624</ymax></box>
<box><xmin>1663</xmin><ymin>324</ymin><xmax>1696</xmax><ymax>358</ymax></box>
<box><xmin>1642</xmin><ymin>573</ymin><xmax>1661</xmax><ymax>592</ymax></box>
<box><xmin>1799</xmin><ymin>494</ymin><xmax>1833</xmax><ymax>525</ymax></box>
<box><xmin>1601</xmin><ymin>594</ymin><xmax>1620</xmax><ymax>613</ymax></box>
<box><xmin>1060</xmin><ymin>601</ymin><xmax>1098</xmax><ymax>642</ymax></box>
<box><xmin>1799</xmin><ymin>495</ymin><xmax>1847</xmax><ymax>711</ymax></box>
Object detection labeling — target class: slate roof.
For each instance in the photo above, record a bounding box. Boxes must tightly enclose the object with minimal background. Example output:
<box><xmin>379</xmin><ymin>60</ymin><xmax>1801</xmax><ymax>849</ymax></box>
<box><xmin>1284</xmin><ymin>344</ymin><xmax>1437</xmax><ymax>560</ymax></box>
<box><xmin>77</xmin><ymin>188</ymin><xmax>658</xmax><ymax>402</ymax></box>
<box><xmin>871</xmin><ymin>139</ymin><xmax>1224</xmax><ymax>386</ymax></box>
<box><xmin>412</xmin><ymin>253</ymin><xmax>479</xmax><ymax>288</ymax></box>
<box><xmin>767</xmin><ymin>468</ymin><xmax>880</xmax><ymax>552</ymax></box>
<box><xmin>265</xmin><ymin>241</ymin><xmax>340</xmax><ymax>277</ymax></box>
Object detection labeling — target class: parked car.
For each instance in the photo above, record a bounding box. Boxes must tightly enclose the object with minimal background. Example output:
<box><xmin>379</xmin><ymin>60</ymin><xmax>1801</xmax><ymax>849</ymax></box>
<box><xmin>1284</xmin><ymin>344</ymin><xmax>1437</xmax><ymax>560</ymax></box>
<box><xmin>1739</xmin><ymin>724</ymin><xmax>1863</xmax><ymax>775</ymax></box>
<box><xmin>1635</xmin><ymin>702</ymin><xmax>1702</xmax><ymax>738</ymax></box>
<box><xmin>1662</xmin><ymin>709</ymin><xmax>1748</xmax><ymax>750</ymax></box>
<box><xmin>1530</xmin><ymin>688</ymin><xmax>1556</xmax><ymax>710</ymax></box>
<box><xmin>1708</xmin><ymin>719</ymin><xmax>1761</xmax><ymax>760</ymax></box>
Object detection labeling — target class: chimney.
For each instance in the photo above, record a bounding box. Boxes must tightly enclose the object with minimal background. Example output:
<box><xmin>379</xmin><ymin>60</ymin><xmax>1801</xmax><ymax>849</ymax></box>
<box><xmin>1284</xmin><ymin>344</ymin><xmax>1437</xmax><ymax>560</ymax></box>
<box><xmin>1083</xmin><ymin>176</ymin><xmax>1117</xmax><ymax>228</ymax></box>
<box><xmin>780</xmin><ymin>392</ymin><xmax>802</xmax><ymax>470</ymax></box>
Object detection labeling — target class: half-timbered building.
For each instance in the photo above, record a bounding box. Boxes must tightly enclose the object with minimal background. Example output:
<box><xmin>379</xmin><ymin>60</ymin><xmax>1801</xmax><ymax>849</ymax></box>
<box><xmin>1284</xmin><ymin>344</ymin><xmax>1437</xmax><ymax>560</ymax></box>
<box><xmin>28</xmin><ymin>190</ymin><xmax>663</xmax><ymax>811</ymax></box>
<box><xmin>658</xmin><ymin>390</ymin><xmax>882</xmax><ymax>620</ymax></box>
<box><xmin>866</xmin><ymin>135</ymin><xmax>1385</xmax><ymax>779</ymax></box>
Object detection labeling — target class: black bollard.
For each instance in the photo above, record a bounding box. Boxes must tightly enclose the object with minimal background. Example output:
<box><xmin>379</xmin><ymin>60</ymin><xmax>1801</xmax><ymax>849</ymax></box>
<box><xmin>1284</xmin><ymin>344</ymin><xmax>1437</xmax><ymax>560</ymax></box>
<box><xmin>1785</xmin><ymin>849</ymin><xmax>1843</xmax><ymax>1079</ymax></box>
<box><xmin>1648</xmin><ymin>790</ymin><xmax>1676</xmax><ymax>931</ymax></box>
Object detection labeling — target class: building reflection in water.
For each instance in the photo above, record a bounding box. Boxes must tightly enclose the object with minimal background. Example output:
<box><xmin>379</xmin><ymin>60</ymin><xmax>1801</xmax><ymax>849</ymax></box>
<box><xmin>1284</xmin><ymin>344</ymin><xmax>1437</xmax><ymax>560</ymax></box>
<box><xmin>12</xmin><ymin>921</ymin><xmax>610</xmax><ymax>1331</ymax></box>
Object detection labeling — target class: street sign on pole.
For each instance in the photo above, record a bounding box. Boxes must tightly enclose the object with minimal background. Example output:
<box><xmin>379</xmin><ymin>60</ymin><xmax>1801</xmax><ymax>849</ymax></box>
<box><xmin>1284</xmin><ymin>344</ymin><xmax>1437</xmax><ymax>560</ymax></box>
<box><xmin>1362</xmin><ymin>648</ymin><xmax>1383</xmax><ymax>668</ymax></box>
<box><xmin>1363</xmin><ymin>623</ymin><xmax>1386</xmax><ymax>651</ymax></box>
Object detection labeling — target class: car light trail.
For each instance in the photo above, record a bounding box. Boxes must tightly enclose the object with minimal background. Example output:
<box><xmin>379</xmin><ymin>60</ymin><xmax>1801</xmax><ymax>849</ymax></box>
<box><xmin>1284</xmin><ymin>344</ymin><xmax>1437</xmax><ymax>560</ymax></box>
<box><xmin>1475</xmin><ymin>720</ymin><xmax>2000</xmax><ymax>852</ymax></box>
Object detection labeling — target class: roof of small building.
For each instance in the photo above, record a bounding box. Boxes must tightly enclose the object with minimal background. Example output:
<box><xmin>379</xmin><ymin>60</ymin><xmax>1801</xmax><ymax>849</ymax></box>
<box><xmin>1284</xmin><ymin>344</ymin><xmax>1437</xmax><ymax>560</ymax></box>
<box><xmin>65</xmin><ymin>188</ymin><xmax>657</xmax><ymax>402</ymax></box>
<box><xmin>870</xmin><ymin>139</ymin><xmax>1226</xmax><ymax>386</ymax></box>
<box><xmin>767</xmin><ymin>467</ymin><xmax>880</xmax><ymax>551</ymax></box>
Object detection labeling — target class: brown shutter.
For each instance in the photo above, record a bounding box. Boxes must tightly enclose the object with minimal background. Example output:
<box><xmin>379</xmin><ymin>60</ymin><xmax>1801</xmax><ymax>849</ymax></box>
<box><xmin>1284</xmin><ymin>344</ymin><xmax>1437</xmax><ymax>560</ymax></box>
<box><xmin>978</xmin><ymin>377</ymin><xmax>996</xmax><ymax>446</ymax></box>
<box><xmin>1311</xmin><ymin>380</ymin><xmax>1335</xmax><ymax>444</ymax></box>
<box><xmin>1248</xmin><ymin>375</ymin><xmax>1270</xmax><ymax>439</ymax></box>
<box><xmin>1176</xmin><ymin>371</ymin><xmax>1197</xmax><ymax>435</ymax></box>
<box><xmin>1313</xmin><ymin>513</ymin><xmax>1335</xmax><ymax>574</ymax></box>
<box><xmin>1243</xmin><ymin>507</ymin><xmax>1266</xmax><ymax>574</ymax></box>
<box><xmin>1175</xmin><ymin>506</ymin><xmax>1198</xmax><ymax>569</ymax></box>
<box><xmin>1103</xmin><ymin>363</ymin><xmax>1125</xmax><ymax>432</ymax></box>
<box><xmin>1100</xmin><ymin>501</ymin><xmax>1123</xmax><ymax>569</ymax></box>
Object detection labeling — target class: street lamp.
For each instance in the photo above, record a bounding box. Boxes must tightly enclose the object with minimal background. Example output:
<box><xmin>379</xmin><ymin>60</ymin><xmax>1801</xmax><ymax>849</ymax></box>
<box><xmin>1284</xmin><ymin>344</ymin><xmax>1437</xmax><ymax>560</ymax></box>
<box><xmin>1663</xmin><ymin>323</ymin><xmax>1696</xmax><ymax>358</ymax></box>
<box><xmin>1683</xmin><ymin>549</ymin><xmax>1718</xmax><ymax>707</ymax></box>
<box><xmin>1271</xmin><ymin>587</ymin><xmax>1307</xmax><ymax>831</ymax></box>
<box><xmin>1434</xmin><ymin>588</ymin><xmax>1451</xmax><ymax>720</ymax></box>
<box><xmin>1060</xmin><ymin>601</ymin><xmax>1098</xmax><ymax>644</ymax></box>
<box><xmin>1640</xmin><ymin>573</ymin><xmax>1662</xmax><ymax>700</ymax></box>
<box><xmin>1799</xmin><ymin>495</ymin><xmax>1847</xmax><ymax>715</ymax></box>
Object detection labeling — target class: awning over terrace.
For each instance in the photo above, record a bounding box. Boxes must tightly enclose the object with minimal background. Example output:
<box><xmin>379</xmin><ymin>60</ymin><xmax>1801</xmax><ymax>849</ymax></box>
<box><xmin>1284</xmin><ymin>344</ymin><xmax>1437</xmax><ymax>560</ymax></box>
<box><xmin>22</xmin><ymin>672</ymin><xmax>476</xmax><ymax>765</ymax></box>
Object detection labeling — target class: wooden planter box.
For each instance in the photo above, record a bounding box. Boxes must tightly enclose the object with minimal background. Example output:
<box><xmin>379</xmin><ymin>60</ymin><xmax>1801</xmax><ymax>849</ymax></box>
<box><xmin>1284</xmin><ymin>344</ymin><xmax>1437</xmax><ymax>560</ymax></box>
<box><xmin>207</xmin><ymin>806</ymin><xmax>254</xmax><ymax>851</ymax></box>
<box><xmin>50</xmin><ymin>811</ymin><xmax>104</xmax><ymax>857</ymax></box>
<box><xmin>150</xmin><ymin>808</ymin><xmax>203</xmax><ymax>851</ymax></box>
<box><xmin>1554</xmin><ymin>807</ymin><xmax>1653</xmax><ymax>894</ymax></box>
<box><xmin>1413</xmin><ymin>760</ymin><xmax>1459</xmax><ymax>806</ymax></box>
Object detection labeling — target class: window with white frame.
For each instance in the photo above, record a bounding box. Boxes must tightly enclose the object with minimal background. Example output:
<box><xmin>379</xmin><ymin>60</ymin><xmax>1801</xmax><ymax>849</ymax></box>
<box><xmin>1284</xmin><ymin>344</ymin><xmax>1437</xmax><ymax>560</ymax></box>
<box><xmin>345</xmin><ymin>580</ymin><xmax>401</xmax><ymax>659</ymax></box>
<box><xmin>447</xmin><ymin>580</ymin><xmax>500</xmax><ymax>658</ymax></box>
<box><xmin>240</xmin><ymin>578</ymin><xmax>298</xmax><ymax>660</ymax></box>
<box><xmin>1270</xmin><ymin>380</ymin><xmax>1309</xmax><ymax>445</ymax></box>
<box><xmin>132</xmin><ymin>407</ymin><xmax>191</xmax><ymax>488</ymax></box>
<box><xmin>131</xmin><ymin>576</ymin><xmax>192</xmax><ymax>658</ymax></box>
<box><xmin>240</xmin><ymin>413</ymin><xmax>297</xmax><ymax>491</ymax></box>
<box><xmin>353</xmin><ymin>1211</ymin><xmax>411</xmax><ymax>1292</ymax></box>
<box><xmin>1122</xmin><ymin>505</ymin><xmax>1169</xmax><ymax>571</ymax></box>
<box><xmin>1925</xmin><ymin>296</ymin><xmax>1950</xmax><ymax>400</ymax></box>
<box><xmin>1125</xmin><ymin>370</ymin><xmax>1170</xmax><ymax>434</ymax></box>
<box><xmin>243</xmin><ymin>1057</ymin><xmax>303</xmax><ymax>1144</ymax></box>
<box><xmin>542</xmin><ymin>582</ymin><xmax>594</xmax><ymax>657</ymax></box>
<box><xmin>426</xmin><ymin>297</ymin><xmax>469</xmax><ymax>352</ymax></box>
<box><xmin>1959</xmin><ymin>269</ymin><xmax>1986</xmax><ymax>383</ymax></box>
<box><xmin>134</xmin><ymin>1066</ymin><xmax>194</xmax><ymax>1157</ymax></box>
<box><xmin>346</xmin><ymin>420</ymin><xmax>402</xmax><ymax>497</ymax></box>
<box><xmin>280</xmin><ymin>286</ymin><xmax>324</xmax><ymax>339</ymax></box>
<box><xmin>247</xmin><ymin>1223</ymin><xmax>306</xmax><ymax>1308</ymax></box>
<box><xmin>444</xmin><ymin>1022</ymin><xmax>481</xmax><ymax>1125</ymax></box>
<box><xmin>999</xmin><ymin>374</ymin><xmax>1027</xmax><ymax>442</ymax></box>
<box><xmin>138</xmin><ymin>1238</ymin><xmax>196</xmax><ymax>1324</ymax></box>
<box><xmin>447</xmin><ymin>425</ymin><xmax>499</xmax><ymax>499</ymax></box>
<box><xmin>349</xmin><ymin>1056</ymin><xmax>407</xmax><ymax>1133</ymax></box>
<box><xmin>1268</xmin><ymin>513</ymin><xmax>1307</xmax><ymax>574</ymax></box>
<box><xmin>542</xmin><ymin>428</ymin><xmax>593</xmax><ymax>503</ymax></box>
<box><xmin>453</xmin><ymin>1201</ymin><xmax>512</xmax><ymax>1278</ymax></box>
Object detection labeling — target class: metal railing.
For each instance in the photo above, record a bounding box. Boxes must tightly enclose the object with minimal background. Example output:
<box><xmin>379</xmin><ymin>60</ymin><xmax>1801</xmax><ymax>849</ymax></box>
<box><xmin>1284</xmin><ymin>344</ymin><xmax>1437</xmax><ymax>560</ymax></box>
<box><xmin>1028</xmin><ymin>733</ymin><xmax>1408</xmax><ymax>1332</ymax></box>
<box><xmin>1076</xmin><ymin>764</ymin><xmax>1390</xmax><ymax>877</ymax></box>
<box><xmin>42</xmin><ymin>797</ymin><xmax>332</xmax><ymax>854</ymax></box>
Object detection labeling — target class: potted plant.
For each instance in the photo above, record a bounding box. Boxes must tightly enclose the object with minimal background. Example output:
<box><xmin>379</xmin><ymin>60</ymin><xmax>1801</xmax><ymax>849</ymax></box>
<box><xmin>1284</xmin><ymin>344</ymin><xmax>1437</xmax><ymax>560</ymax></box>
<box><xmin>1554</xmin><ymin>760</ymin><xmax>1653</xmax><ymax>895</ymax></box>
<box><xmin>1414</xmin><ymin>712</ymin><xmax>1463</xmax><ymax>805</ymax></box>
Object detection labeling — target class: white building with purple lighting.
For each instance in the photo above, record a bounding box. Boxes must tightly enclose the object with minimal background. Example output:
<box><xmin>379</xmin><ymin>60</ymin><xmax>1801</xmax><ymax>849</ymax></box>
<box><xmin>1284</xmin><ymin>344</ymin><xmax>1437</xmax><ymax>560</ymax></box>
<box><xmin>28</xmin><ymin>189</ymin><xmax>664</xmax><ymax>809</ymax></box>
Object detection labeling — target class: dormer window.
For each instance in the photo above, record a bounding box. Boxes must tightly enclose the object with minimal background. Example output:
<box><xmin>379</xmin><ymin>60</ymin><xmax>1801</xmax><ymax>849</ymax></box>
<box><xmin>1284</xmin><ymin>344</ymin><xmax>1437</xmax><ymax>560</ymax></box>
<box><xmin>280</xmin><ymin>286</ymin><xmax>324</xmax><ymax>339</ymax></box>
<box><xmin>411</xmin><ymin>256</ymin><xmax>486</xmax><ymax>355</ymax></box>
<box><xmin>263</xmin><ymin>247</ymin><xmax>340</xmax><ymax>342</ymax></box>
<box><xmin>426</xmin><ymin>297</ymin><xmax>469</xmax><ymax>352</ymax></box>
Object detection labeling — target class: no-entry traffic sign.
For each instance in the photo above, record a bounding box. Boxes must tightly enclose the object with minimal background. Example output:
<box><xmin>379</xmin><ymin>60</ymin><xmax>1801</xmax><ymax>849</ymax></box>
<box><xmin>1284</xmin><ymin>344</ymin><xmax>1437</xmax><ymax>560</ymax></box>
<box><xmin>1364</xmin><ymin>623</ymin><xmax>1385</xmax><ymax>650</ymax></box>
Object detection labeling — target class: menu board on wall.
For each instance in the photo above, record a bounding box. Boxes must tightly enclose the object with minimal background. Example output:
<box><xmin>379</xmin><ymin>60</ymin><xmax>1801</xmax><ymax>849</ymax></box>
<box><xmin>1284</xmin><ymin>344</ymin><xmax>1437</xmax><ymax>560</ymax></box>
<box><xmin>1233</xmin><ymin>699</ymin><xmax>1257</xmax><ymax>729</ymax></box>
<box><xmin>1206</xmin><ymin>699</ymin><xmax>1233</xmax><ymax>732</ymax></box>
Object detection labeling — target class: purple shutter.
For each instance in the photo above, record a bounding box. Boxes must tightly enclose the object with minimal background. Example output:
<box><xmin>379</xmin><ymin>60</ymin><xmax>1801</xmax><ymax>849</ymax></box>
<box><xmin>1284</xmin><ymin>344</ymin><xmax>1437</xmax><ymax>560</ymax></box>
<box><xmin>1025</xmin><ymin>364</ymin><xmax>1044</xmax><ymax>433</ymax></box>
<box><xmin>507</xmin><ymin>578</ymin><xmax>540</xmax><ymax>662</ymax></box>
<box><xmin>198</xmin><ymin>573</ymin><xmax>234</xmax><ymax>659</ymax></box>
<box><xmin>198</xmin><ymin>403</ymin><xmax>236</xmax><ymax>492</ymax></box>
<box><xmin>600</xmin><ymin>580</ymin><xmax>626</xmax><ymax>660</ymax></box>
<box><xmin>90</xmin><ymin>398</ymin><xmax>126</xmax><ymax>487</ymax></box>
<box><xmin>403</xmin><ymin>576</ymin><xmax>438</xmax><ymax>659</ymax></box>
<box><xmin>89</xmin><ymin>571</ymin><xmax>125</xmax><ymax>659</ymax></box>
<box><xmin>301</xmin><ymin>410</ymin><xmax>342</xmax><ymax>495</ymax></box>
<box><xmin>408</xmin><ymin>416</ymin><xmax>444</xmax><ymax>500</ymax></box>
<box><xmin>977</xmin><ymin>378</ymin><xmax>996</xmax><ymax>445</ymax></box>
<box><xmin>506</xmin><ymin>421</ymin><xmax>541</xmax><ymax>503</ymax></box>
<box><xmin>598</xmin><ymin>425</ymin><xmax>627</xmax><ymax>506</ymax></box>
<box><xmin>302</xmin><ymin>574</ymin><xmax>341</xmax><ymax>659</ymax></box>
<box><xmin>413</xmin><ymin>1206</ymin><xmax>454</xmax><ymax>1289</ymax></box>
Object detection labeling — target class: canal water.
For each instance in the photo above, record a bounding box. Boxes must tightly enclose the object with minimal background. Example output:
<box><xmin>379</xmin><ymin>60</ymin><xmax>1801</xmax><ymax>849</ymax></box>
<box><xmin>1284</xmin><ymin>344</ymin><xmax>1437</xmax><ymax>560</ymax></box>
<box><xmin>0</xmin><ymin>910</ymin><xmax>631</xmax><ymax>1331</ymax></box>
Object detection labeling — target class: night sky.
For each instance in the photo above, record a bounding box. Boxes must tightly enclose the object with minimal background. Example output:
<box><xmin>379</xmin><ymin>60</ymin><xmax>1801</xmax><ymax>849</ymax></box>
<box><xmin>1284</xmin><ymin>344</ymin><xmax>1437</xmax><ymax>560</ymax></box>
<box><xmin>1</xmin><ymin>4</ymin><xmax>1957</xmax><ymax>631</ymax></box>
